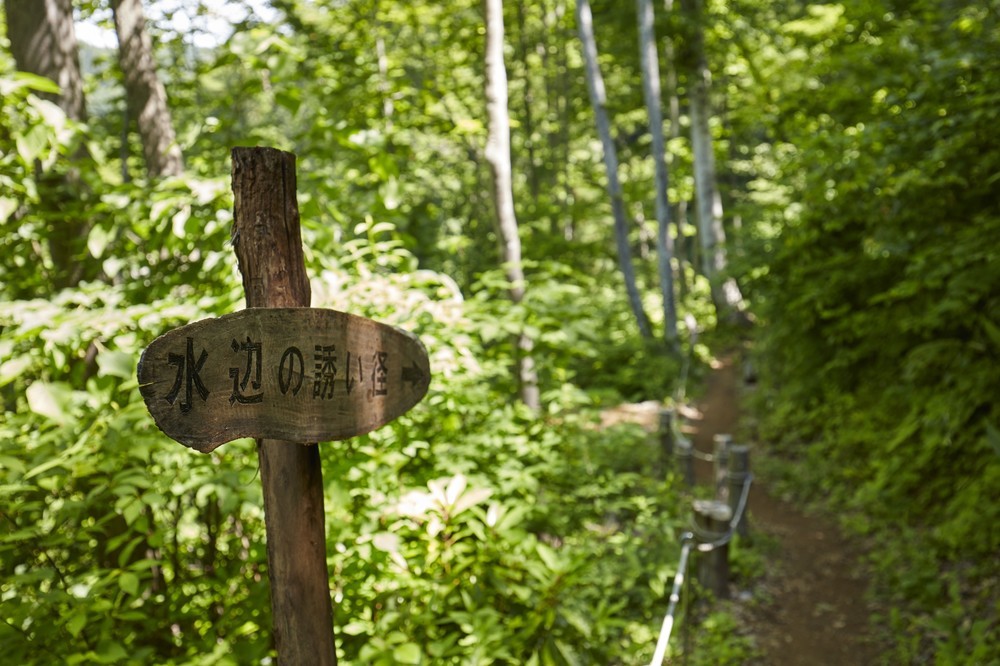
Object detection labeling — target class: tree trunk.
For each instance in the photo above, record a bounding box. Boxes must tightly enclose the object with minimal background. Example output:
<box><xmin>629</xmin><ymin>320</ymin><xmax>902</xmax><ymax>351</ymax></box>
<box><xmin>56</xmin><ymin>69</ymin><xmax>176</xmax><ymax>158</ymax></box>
<box><xmin>375</xmin><ymin>33</ymin><xmax>394</xmax><ymax>132</ymax></box>
<box><xmin>112</xmin><ymin>0</ymin><xmax>183</xmax><ymax>178</ymax></box>
<box><xmin>682</xmin><ymin>0</ymin><xmax>746</xmax><ymax>318</ymax></box>
<box><xmin>4</xmin><ymin>0</ymin><xmax>89</xmax><ymax>289</ymax></box>
<box><xmin>637</xmin><ymin>0</ymin><xmax>678</xmax><ymax>346</ymax></box>
<box><xmin>484</xmin><ymin>0</ymin><xmax>541</xmax><ymax>411</ymax></box>
<box><xmin>662</xmin><ymin>0</ymin><xmax>689</xmax><ymax>299</ymax></box>
<box><xmin>4</xmin><ymin>0</ymin><xmax>85</xmax><ymax>119</ymax></box>
<box><xmin>548</xmin><ymin>0</ymin><xmax>574</xmax><ymax>241</ymax></box>
<box><xmin>513</xmin><ymin>1</ymin><xmax>540</xmax><ymax>202</ymax></box>
<box><xmin>576</xmin><ymin>0</ymin><xmax>653</xmax><ymax>339</ymax></box>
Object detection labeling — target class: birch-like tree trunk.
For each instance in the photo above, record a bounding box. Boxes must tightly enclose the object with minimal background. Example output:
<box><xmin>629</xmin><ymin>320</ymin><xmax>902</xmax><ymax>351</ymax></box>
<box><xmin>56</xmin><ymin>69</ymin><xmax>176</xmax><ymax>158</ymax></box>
<box><xmin>637</xmin><ymin>0</ymin><xmax>678</xmax><ymax>345</ymax></box>
<box><xmin>112</xmin><ymin>0</ymin><xmax>184</xmax><ymax>178</ymax></box>
<box><xmin>4</xmin><ymin>0</ymin><xmax>89</xmax><ymax>288</ymax></box>
<box><xmin>682</xmin><ymin>0</ymin><xmax>746</xmax><ymax>317</ymax></box>
<box><xmin>484</xmin><ymin>0</ymin><xmax>541</xmax><ymax>411</ymax></box>
<box><xmin>576</xmin><ymin>0</ymin><xmax>653</xmax><ymax>339</ymax></box>
<box><xmin>548</xmin><ymin>0</ymin><xmax>574</xmax><ymax>241</ymax></box>
<box><xmin>375</xmin><ymin>33</ymin><xmax>394</xmax><ymax>132</ymax></box>
<box><xmin>662</xmin><ymin>0</ymin><xmax>689</xmax><ymax>298</ymax></box>
<box><xmin>514</xmin><ymin>0</ymin><xmax>541</xmax><ymax>203</ymax></box>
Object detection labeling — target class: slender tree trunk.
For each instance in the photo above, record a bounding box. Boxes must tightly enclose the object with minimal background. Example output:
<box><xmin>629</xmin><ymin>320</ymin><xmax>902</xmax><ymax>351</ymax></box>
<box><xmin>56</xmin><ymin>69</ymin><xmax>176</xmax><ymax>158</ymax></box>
<box><xmin>576</xmin><ymin>0</ymin><xmax>653</xmax><ymax>339</ymax></box>
<box><xmin>549</xmin><ymin>0</ymin><xmax>574</xmax><ymax>241</ymax></box>
<box><xmin>514</xmin><ymin>0</ymin><xmax>541</xmax><ymax>204</ymax></box>
<box><xmin>370</xmin><ymin>1</ymin><xmax>395</xmax><ymax>134</ymax></box>
<box><xmin>375</xmin><ymin>33</ymin><xmax>394</xmax><ymax>132</ymax></box>
<box><xmin>4</xmin><ymin>0</ymin><xmax>90</xmax><ymax>289</ymax></box>
<box><xmin>682</xmin><ymin>0</ymin><xmax>746</xmax><ymax>317</ymax></box>
<box><xmin>662</xmin><ymin>0</ymin><xmax>689</xmax><ymax>298</ymax></box>
<box><xmin>484</xmin><ymin>0</ymin><xmax>541</xmax><ymax>412</ymax></box>
<box><xmin>112</xmin><ymin>0</ymin><xmax>183</xmax><ymax>178</ymax></box>
<box><xmin>637</xmin><ymin>0</ymin><xmax>678</xmax><ymax>346</ymax></box>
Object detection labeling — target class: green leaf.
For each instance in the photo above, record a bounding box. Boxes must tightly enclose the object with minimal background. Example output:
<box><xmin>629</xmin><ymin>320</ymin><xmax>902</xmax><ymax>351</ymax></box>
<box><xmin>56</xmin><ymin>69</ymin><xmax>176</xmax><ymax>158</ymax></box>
<box><xmin>13</xmin><ymin>71</ymin><xmax>62</xmax><ymax>94</ymax></box>
<box><xmin>66</xmin><ymin>611</ymin><xmax>87</xmax><ymax>638</ymax></box>
<box><xmin>87</xmin><ymin>224</ymin><xmax>113</xmax><ymax>259</ymax></box>
<box><xmin>96</xmin><ymin>349</ymin><xmax>134</xmax><ymax>379</ymax></box>
<box><xmin>536</xmin><ymin>542</ymin><xmax>561</xmax><ymax>572</ymax></box>
<box><xmin>981</xmin><ymin>317</ymin><xmax>1000</xmax><ymax>349</ymax></box>
<box><xmin>172</xmin><ymin>205</ymin><xmax>191</xmax><ymax>238</ymax></box>
<box><xmin>95</xmin><ymin>639</ymin><xmax>128</xmax><ymax>664</ymax></box>
<box><xmin>392</xmin><ymin>642</ymin><xmax>422</xmax><ymax>664</ymax></box>
<box><xmin>372</xmin><ymin>532</ymin><xmax>401</xmax><ymax>553</ymax></box>
<box><xmin>341</xmin><ymin>621</ymin><xmax>369</xmax><ymax>636</ymax></box>
<box><xmin>451</xmin><ymin>486</ymin><xmax>492</xmax><ymax>517</ymax></box>
<box><xmin>0</xmin><ymin>197</ymin><xmax>17</xmax><ymax>224</ymax></box>
<box><xmin>122</xmin><ymin>499</ymin><xmax>143</xmax><ymax>526</ymax></box>
<box><xmin>119</xmin><ymin>571</ymin><xmax>139</xmax><ymax>597</ymax></box>
<box><xmin>24</xmin><ymin>457</ymin><xmax>68</xmax><ymax>480</ymax></box>
<box><xmin>0</xmin><ymin>455</ymin><xmax>27</xmax><ymax>475</ymax></box>
<box><xmin>15</xmin><ymin>124</ymin><xmax>49</xmax><ymax>164</ymax></box>
<box><xmin>0</xmin><ymin>355</ymin><xmax>32</xmax><ymax>387</ymax></box>
<box><xmin>26</xmin><ymin>381</ymin><xmax>72</xmax><ymax>425</ymax></box>
<box><xmin>275</xmin><ymin>88</ymin><xmax>302</xmax><ymax>114</ymax></box>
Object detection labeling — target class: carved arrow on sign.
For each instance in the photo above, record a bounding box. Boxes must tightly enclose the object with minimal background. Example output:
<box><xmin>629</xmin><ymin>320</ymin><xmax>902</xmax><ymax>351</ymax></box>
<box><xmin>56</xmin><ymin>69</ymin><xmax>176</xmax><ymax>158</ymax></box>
<box><xmin>137</xmin><ymin>308</ymin><xmax>431</xmax><ymax>453</ymax></box>
<box><xmin>402</xmin><ymin>362</ymin><xmax>426</xmax><ymax>389</ymax></box>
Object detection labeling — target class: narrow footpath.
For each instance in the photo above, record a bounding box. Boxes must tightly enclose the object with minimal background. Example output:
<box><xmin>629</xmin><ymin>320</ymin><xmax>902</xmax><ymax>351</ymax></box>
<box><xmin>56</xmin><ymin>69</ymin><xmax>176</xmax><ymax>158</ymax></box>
<box><xmin>685</xmin><ymin>357</ymin><xmax>883</xmax><ymax>665</ymax></box>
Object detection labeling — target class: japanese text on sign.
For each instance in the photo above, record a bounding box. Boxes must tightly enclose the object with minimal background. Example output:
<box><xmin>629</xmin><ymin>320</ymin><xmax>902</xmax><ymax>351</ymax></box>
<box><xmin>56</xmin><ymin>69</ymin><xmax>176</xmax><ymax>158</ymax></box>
<box><xmin>164</xmin><ymin>335</ymin><xmax>392</xmax><ymax>412</ymax></box>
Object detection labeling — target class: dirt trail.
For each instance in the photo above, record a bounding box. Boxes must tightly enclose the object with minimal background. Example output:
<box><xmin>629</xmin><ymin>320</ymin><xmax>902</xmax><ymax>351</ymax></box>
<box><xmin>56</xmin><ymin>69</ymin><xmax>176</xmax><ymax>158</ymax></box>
<box><xmin>686</xmin><ymin>358</ymin><xmax>882</xmax><ymax>665</ymax></box>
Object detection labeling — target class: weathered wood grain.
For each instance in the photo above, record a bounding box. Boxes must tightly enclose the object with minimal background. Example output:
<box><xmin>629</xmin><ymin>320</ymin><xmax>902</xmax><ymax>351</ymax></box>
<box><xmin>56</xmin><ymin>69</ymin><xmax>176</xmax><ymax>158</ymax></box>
<box><xmin>137</xmin><ymin>307</ymin><xmax>430</xmax><ymax>452</ymax></box>
<box><xmin>231</xmin><ymin>146</ymin><xmax>330</xmax><ymax>666</ymax></box>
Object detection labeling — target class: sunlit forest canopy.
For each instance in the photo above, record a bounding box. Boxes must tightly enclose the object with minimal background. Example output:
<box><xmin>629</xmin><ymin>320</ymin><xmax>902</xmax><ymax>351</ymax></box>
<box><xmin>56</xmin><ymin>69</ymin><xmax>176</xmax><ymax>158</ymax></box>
<box><xmin>1</xmin><ymin>0</ymin><xmax>998</xmax><ymax>663</ymax></box>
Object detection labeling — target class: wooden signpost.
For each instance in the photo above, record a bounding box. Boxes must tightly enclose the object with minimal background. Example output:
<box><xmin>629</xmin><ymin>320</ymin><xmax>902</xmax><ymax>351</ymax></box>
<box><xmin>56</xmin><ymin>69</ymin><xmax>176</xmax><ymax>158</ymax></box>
<box><xmin>136</xmin><ymin>147</ymin><xmax>430</xmax><ymax>665</ymax></box>
<box><xmin>137</xmin><ymin>308</ymin><xmax>430</xmax><ymax>452</ymax></box>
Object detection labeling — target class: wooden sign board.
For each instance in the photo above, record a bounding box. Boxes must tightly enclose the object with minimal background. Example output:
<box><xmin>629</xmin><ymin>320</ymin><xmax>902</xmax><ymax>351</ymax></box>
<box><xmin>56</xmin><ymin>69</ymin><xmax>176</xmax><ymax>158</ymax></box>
<box><xmin>137</xmin><ymin>308</ymin><xmax>430</xmax><ymax>452</ymax></box>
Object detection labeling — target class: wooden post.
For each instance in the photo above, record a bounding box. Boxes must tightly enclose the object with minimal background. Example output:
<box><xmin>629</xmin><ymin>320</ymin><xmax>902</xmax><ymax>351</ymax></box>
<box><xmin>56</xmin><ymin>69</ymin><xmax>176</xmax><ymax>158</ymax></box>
<box><xmin>658</xmin><ymin>406</ymin><xmax>675</xmax><ymax>462</ymax></box>
<box><xmin>692</xmin><ymin>499</ymin><xmax>730</xmax><ymax>599</ymax></box>
<box><xmin>713</xmin><ymin>433</ymin><xmax>732</xmax><ymax>499</ymax></box>
<box><xmin>231</xmin><ymin>147</ymin><xmax>336</xmax><ymax>665</ymax></box>
<box><xmin>675</xmin><ymin>437</ymin><xmax>694</xmax><ymax>487</ymax></box>
<box><xmin>728</xmin><ymin>444</ymin><xmax>750</xmax><ymax>539</ymax></box>
<box><xmin>140</xmin><ymin>147</ymin><xmax>428</xmax><ymax>663</ymax></box>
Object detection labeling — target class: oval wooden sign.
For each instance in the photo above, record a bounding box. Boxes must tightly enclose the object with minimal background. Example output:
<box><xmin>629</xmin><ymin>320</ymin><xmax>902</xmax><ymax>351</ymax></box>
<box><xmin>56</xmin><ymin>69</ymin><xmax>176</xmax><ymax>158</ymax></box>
<box><xmin>137</xmin><ymin>308</ymin><xmax>430</xmax><ymax>452</ymax></box>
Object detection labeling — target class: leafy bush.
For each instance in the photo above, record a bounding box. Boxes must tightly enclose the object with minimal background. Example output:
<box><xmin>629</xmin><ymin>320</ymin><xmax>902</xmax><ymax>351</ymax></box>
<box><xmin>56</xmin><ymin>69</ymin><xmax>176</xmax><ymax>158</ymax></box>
<box><xmin>743</xmin><ymin>2</ymin><xmax>1000</xmax><ymax>661</ymax></box>
<box><xmin>0</xmin><ymin>242</ymin><xmax>700</xmax><ymax>664</ymax></box>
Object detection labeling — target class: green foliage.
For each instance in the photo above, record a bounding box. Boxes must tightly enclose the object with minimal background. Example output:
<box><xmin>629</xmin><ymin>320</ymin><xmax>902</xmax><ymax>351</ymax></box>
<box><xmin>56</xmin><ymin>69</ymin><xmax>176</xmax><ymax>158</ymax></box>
<box><xmin>0</xmin><ymin>266</ymin><xmax>694</xmax><ymax>663</ymax></box>
<box><xmin>742</xmin><ymin>1</ymin><xmax>1000</xmax><ymax>661</ymax></box>
<box><xmin>322</xmin><ymin>412</ymin><xmax>688</xmax><ymax>664</ymax></box>
<box><xmin>680</xmin><ymin>610</ymin><xmax>760</xmax><ymax>666</ymax></box>
<box><xmin>22</xmin><ymin>0</ymin><xmax>1000</xmax><ymax>662</ymax></box>
<box><xmin>0</xmin><ymin>39</ymin><xmax>703</xmax><ymax>658</ymax></box>
<box><xmin>0</xmin><ymin>291</ymin><xmax>270</xmax><ymax>664</ymax></box>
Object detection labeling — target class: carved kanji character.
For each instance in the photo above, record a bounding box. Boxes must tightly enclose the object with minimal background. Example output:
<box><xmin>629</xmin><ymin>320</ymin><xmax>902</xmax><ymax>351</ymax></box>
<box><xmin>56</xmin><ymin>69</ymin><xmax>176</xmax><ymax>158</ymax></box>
<box><xmin>229</xmin><ymin>337</ymin><xmax>263</xmax><ymax>405</ymax></box>
<box><xmin>370</xmin><ymin>351</ymin><xmax>388</xmax><ymax>397</ymax></box>
<box><xmin>166</xmin><ymin>337</ymin><xmax>209</xmax><ymax>413</ymax></box>
<box><xmin>313</xmin><ymin>344</ymin><xmax>337</xmax><ymax>399</ymax></box>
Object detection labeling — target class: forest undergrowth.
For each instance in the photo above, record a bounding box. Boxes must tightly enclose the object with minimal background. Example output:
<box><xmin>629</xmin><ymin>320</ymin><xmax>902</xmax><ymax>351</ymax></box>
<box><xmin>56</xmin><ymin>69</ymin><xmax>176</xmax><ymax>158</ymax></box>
<box><xmin>3</xmin><ymin>0</ymin><xmax>999</xmax><ymax>663</ymax></box>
